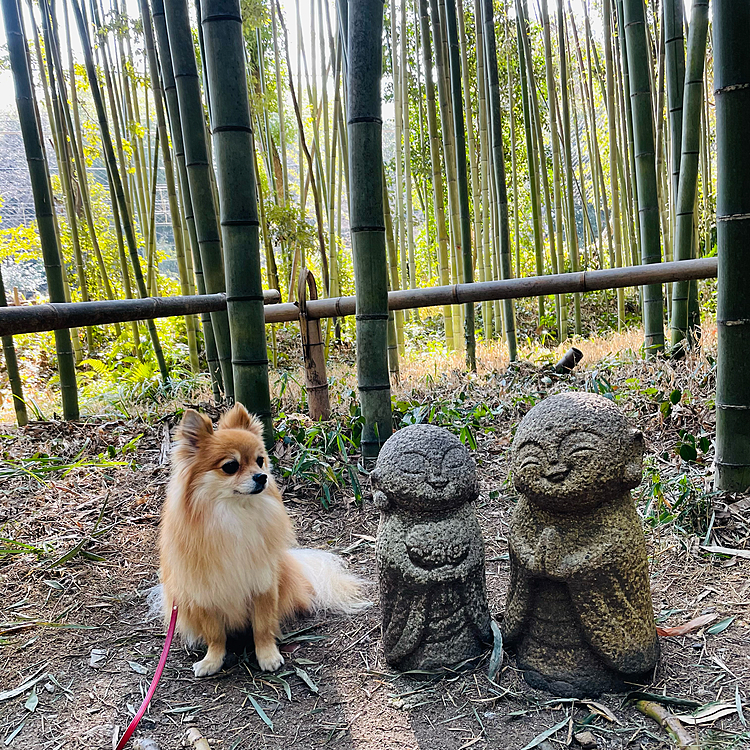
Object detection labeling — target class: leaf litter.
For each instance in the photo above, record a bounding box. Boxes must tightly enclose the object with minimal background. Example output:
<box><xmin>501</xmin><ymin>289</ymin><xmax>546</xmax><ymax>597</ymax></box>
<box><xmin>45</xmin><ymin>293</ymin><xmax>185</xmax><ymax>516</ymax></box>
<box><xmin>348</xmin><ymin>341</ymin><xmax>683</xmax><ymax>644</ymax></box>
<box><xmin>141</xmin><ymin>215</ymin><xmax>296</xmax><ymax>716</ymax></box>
<box><xmin>0</xmin><ymin>332</ymin><xmax>748</xmax><ymax>749</ymax></box>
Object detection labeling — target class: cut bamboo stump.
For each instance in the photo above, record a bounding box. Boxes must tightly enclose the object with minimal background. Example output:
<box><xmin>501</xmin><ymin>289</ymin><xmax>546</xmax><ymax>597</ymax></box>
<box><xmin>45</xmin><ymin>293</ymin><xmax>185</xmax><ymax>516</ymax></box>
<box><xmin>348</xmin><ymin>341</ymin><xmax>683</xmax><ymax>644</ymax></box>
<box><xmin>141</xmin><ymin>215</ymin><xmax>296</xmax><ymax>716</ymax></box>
<box><xmin>298</xmin><ymin>269</ymin><xmax>331</xmax><ymax>421</ymax></box>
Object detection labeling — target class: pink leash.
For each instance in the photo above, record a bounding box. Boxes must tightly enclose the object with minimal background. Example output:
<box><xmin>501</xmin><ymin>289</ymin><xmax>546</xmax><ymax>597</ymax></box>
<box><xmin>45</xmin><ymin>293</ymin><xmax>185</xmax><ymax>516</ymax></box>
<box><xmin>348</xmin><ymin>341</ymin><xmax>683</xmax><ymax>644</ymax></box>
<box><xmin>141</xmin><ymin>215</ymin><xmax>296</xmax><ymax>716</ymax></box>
<box><xmin>115</xmin><ymin>603</ymin><xmax>178</xmax><ymax>750</ymax></box>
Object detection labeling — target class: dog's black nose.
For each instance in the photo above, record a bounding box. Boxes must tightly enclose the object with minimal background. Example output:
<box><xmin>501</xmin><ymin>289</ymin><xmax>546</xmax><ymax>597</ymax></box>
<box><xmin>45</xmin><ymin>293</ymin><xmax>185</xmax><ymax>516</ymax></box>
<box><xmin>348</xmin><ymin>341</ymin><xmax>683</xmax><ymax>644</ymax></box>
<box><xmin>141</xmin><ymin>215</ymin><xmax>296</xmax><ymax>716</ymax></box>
<box><xmin>253</xmin><ymin>473</ymin><xmax>267</xmax><ymax>486</ymax></box>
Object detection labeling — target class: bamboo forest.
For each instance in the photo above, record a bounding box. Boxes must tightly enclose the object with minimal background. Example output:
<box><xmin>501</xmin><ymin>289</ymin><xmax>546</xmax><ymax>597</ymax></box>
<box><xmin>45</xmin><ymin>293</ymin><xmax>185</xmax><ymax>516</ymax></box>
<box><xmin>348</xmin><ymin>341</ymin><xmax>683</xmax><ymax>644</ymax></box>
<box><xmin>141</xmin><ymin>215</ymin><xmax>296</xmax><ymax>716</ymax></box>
<box><xmin>0</xmin><ymin>0</ymin><xmax>749</xmax><ymax>746</ymax></box>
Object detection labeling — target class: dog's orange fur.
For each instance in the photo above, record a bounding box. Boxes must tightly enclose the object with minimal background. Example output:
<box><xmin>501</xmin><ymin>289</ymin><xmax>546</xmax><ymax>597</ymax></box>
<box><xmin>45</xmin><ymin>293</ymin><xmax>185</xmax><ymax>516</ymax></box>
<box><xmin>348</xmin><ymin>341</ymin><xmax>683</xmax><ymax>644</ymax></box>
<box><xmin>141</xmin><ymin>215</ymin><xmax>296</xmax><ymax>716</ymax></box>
<box><xmin>159</xmin><ymin>404</ymin><xmax>324</xmax><ymax>676</ymax></box>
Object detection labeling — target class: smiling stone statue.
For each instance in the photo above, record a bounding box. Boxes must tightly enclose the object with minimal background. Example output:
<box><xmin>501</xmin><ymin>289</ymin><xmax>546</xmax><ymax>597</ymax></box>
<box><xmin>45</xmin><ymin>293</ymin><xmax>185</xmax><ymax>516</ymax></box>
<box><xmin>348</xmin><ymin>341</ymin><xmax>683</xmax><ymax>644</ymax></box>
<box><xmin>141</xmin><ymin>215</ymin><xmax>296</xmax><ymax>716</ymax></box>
<box><xmin>504</xmin><ymin>392</ymin><xmax>660</xmax><ymax>697</ymax></box>
<box><xmin>372</xmin><ymin>425</ymin><xmax>492</xmax><ymax>671</ymax></box>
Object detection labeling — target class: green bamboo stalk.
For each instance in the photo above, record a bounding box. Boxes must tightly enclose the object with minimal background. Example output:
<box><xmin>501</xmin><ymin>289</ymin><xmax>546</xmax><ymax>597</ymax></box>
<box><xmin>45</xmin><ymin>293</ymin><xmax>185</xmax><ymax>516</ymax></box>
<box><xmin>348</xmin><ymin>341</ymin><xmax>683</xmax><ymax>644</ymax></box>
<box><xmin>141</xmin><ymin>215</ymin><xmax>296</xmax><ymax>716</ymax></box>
<box><xmin>669</xmin><ymin>0</ymin><xmax>709</xmax><ymax>351</ymax></box>
<box><xmin>40</xmin><ymin>0</ymin><xmax>93</xmax><ymax>353</ymax></box>
<box><xmin>516</xmin><ymin>0</ymin><xmax>548</xmax><ymax>323</ymax></box>
<box><xmin>602</xmin><ymin>0</ymin><xmax>625</xmax><ymax>328</ymax></box>
<box><xmin>72</xmin><ymin>0</ymin><xmax>169</xmax><ymax>381</ymax></box>
<box><xmin>3</xmin><ymin>0</ymin><xmax>78</xmax><ymax>419</ymax></box>
<box><xmin>151</xmin><ymin>0</ymin><xmax>223</xmax><ymax>398</ymax></box>
<box><xmin>622</xmin><ymin>0</ymin><xmax>664</xmax><ymax>355</ymax></box>
<box><xmin>664</xmin><ymin>0</ymin><xmax>685</xmax><ymax>213</ymax></box>
<box><xmin>348</xmin><ymin>0</ymin><xmax>392</xmax><ymax>459</ymax></box>
<box><xmin>714</xmin><ymin>0</ymin><xmax>750</xmax><ymax>492</ymax></box>
<box><xmin>161</xmin><ymin>0</ymin><xmax>235</xmax><ymax>396</ymax></box>
<box><xmin>557</xmin><ymin>0</ymin><xmax>581</xmax><ymax>334</ymax></box>
<box><xmin>540</xmin><ymin>0</ymin><xmax>567</xmax><ymax>339</ymax></box>
<box><xmin>0</xmin><ymin>266</ymin><xmax>28</xmax><ymax>426</ymax></box>
<box><xmin>443</xmin><ymin>0</ymin><xmax>476</xmax><ymax>370</ymax></box>
<box><xmin>505</xmin><ymin>6</ymin><xmax>520</xmax><ymax>280</ymax></box>
<box><xmin>419</xmin><ymin>0</ymin><xmax>454</xmax><ymax>350</ymax></box>
<box><xmin>201</xmin><ymin>0</ymin><xmax>272</xmax><ymax>442</ymax></box>
<box><xmin>401</xmin><ymin>0</ymin><xmax>417</xmax><ymax>310</ymax></box>
<box><xmin>382</xmin><ymin>176</ymin><xmax>401</xmax><ymax>379</ymax></box>
<box><xmin>481</xmin><ymin>0</ymin><xmax>517</xmax><ymax>361</ymax></box>
<box><xmin>139</xmin><ymin>0</ymin><xmax>199</xmax><ymax>372</ymax></box>
<box><xmin>429</xmin><ymin>0</ymin><xmax>462</xmax><ymax>341</ymax></box>
<box><xmin>271</xmin><ymin>1</ymin><xmax>288</xmax><ymax>202</ymax></box>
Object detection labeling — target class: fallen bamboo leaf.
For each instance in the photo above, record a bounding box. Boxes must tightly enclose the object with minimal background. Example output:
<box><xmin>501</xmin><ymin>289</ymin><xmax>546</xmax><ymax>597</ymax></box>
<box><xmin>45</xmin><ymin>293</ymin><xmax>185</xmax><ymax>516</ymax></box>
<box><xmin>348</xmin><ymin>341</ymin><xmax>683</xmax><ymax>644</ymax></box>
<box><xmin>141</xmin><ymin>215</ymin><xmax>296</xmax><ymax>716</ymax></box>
<box><xmin>737</xmin><ymin>685</ymin><xmax>747</xmax><ymax>728</ymax></box>
<box><xmin>185</xmin><ymin>727</ymin><xmax>211</xmax><ymax>750</ymax></box>
<box><xmin>655</xmin><ymin>613</ymin><xmax>718</xmax><ymax>637</ymax></box>
<box><xmin>487</xmin><ymin>620</ymin><xmax>503</xmax><ymax>683</ymax></box>
<box><xmin>3</xmin><ymin>718</ymin><xmax>27</xmax><ymax>745</ymax></box>
<box><xmin>519</xmin><ymin>718</ymin><xmax>569</xmax><ymax>750</ymax></box>
<box><xmin>23</xmin><ymin>688</ymin><xmax>38</xmax><ymax>712</ymax></box>
<box><xmin>700</xmin><ymin>545</ymin><xmax>750</xmax><ymax>560</ymax></box>
<box><xmin>0</xmin><ymin>671</ymin><xmax>48</xmax><ymax>702</ymax></box>
<box><xmin>677</xmin><ymin>701</ymin><xmax>738</xmax><ymax>725</ymax></box>
<box><xmin>247</xmin><ymin>694</ymin><xmax>274</xmax><ymax>730</ymax></box>
<box><xmin>706</xmin><ymin>616</ymin><xmax>735</xmax><ymax>635</ymax></box>
<box><xmin>293</xmin><ymin>665</ymin><xmax>319</xmax><ymax>694</ymax></box>
<box><xmin>634</xmin><ymin>700</ymin><xmax>697</xmax><ymax>749</ymax></box>
<box><xmin>128</xmin><ymin>661</ymin><xmax>148</xmax><ymax>675</ymax></box>
<box><xmin>584</xmin><ymin>701</ymin><xmax>620</xmax><ymax>725</ymax></box>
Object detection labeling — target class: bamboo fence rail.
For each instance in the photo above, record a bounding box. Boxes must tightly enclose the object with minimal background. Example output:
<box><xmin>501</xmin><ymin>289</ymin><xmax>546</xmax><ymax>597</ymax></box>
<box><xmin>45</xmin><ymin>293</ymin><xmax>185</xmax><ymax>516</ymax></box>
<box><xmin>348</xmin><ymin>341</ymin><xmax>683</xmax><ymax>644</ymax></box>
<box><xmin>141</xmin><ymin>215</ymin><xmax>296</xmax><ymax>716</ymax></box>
<box><xmin>0</xmin><ymin>259</ymin><xmax>716</xmax><ymax>336</ymax></box>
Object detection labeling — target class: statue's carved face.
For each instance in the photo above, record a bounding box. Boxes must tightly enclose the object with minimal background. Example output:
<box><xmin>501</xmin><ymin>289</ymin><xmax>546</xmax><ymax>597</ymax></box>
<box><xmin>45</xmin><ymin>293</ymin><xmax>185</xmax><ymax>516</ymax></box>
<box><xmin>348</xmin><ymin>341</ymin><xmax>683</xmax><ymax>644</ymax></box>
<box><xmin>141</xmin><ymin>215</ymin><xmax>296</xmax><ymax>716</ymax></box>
<box><xmin>371</xmin><ymin>425</ymin><xmax>477</xmax><ymax>512</ymax></box>
<box><xmin>511</xmin><ymin>394</ymin><xmax>644</xmax><ymax>512</ymax></box>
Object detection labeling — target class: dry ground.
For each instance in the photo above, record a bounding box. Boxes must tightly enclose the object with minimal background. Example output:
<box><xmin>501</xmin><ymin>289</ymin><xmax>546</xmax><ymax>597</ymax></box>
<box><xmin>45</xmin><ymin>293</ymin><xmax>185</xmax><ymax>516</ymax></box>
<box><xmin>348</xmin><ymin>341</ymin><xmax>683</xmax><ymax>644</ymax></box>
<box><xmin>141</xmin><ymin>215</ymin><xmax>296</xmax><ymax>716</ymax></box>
<box><xmin>1</xmin><ymin>329</ymin><xmax>749</xmax><ymax>750</ymax></box>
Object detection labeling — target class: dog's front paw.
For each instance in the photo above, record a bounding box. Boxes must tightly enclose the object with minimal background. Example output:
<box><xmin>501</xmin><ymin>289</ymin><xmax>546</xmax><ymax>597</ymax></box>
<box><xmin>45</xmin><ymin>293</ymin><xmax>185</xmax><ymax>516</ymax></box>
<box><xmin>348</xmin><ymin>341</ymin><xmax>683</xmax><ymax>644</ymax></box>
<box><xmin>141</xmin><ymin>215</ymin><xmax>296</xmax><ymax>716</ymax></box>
<box><xmin>256</xmin><ymin>645</ymin><xmax>284</xmax><ymax>672</ymax></box>
<box><xmin>193</xmin><ymin>654</ymin><xmax>224</xmax><ymax>677</ymax></box>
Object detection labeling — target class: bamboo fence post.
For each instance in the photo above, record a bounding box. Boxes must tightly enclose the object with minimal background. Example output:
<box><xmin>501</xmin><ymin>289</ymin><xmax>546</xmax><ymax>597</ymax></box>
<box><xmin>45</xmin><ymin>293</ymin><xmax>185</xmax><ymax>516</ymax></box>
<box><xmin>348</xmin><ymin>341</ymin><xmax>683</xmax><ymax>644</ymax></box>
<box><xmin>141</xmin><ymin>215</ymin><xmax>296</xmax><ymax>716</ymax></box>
<box><xmin>297</xmin><ymin>269</ymin><xmax>331</xmax><ymax>420</ymax></box>
<box><xmin>348</xmin><ymin>0</ymin><xmax>393</xmax><ymax>459</ymax></box>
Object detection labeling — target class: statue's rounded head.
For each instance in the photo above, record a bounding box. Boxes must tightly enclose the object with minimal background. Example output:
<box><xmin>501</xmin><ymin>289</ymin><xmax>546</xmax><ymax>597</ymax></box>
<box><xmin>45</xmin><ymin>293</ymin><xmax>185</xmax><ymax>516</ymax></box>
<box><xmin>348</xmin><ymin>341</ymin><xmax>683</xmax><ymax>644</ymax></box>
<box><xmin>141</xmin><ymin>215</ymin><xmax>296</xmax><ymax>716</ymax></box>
<box><xmin>511</xmin><ymin>392</ymin><xmax>644</xmax><ymax>512</ymax></box>
<box><xmin>370</xmin><ymin>424</ymin><xmax>477</xmax><ymax>513</ymax></box>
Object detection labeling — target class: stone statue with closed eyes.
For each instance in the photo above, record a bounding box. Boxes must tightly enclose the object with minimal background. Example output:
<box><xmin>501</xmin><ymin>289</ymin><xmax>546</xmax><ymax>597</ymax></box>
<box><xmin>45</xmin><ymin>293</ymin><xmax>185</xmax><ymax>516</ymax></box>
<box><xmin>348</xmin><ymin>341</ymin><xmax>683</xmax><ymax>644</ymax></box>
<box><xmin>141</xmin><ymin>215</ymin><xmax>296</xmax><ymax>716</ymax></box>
<box><xmin>372</xmin><ymin>425</ymin><xmax>492</xmax><ymax>671</ymax></box>
<box><xmin>504</xmin><ymin>392</ymin><xmax>660</xmax><ymax>697</ymax></box>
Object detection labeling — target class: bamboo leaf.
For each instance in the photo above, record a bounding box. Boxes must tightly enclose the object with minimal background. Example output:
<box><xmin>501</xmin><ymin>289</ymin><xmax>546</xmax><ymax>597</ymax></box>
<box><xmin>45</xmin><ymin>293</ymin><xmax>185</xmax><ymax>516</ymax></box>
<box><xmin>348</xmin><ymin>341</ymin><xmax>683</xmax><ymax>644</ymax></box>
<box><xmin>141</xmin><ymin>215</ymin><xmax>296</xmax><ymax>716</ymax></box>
<box><xmin>247</xmin><ymin>694</ymin><xmax>274</xmax><ymax>730</ymax></box>
<box><xmin>520</xmin><ymin>718</ymin><xmax>569</xmax><ymax>750</ymax></box>
<box><xmin>293</xmin><ymin>665</ymin><xmax>319</xmax><ymax>695</ymax></box>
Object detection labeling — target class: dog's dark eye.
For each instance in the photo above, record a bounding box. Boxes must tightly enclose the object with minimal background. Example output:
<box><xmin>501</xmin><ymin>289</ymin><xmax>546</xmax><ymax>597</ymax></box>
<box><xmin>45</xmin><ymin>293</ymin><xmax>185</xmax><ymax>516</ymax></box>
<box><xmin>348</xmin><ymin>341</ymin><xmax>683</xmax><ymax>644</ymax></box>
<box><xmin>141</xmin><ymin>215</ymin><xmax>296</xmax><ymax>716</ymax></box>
<box><xmin>221</xmin><ymin>460</ymin><xmax>240</xmax><ymax>475</ymax></box>
<box><xmin>257</xmin><ymin>456</ymin><xmax>264</xmax><ymax>468</ymax></box>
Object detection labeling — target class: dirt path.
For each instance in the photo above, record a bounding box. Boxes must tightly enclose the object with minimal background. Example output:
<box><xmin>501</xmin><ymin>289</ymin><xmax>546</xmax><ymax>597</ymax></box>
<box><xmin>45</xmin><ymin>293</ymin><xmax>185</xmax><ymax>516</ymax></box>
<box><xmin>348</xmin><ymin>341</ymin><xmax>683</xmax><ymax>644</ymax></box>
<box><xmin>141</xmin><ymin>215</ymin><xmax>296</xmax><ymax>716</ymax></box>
<box><xmin>1</xmin><ymin>360</ymin><xmax>749</xmax><ymax>750</ymax></box>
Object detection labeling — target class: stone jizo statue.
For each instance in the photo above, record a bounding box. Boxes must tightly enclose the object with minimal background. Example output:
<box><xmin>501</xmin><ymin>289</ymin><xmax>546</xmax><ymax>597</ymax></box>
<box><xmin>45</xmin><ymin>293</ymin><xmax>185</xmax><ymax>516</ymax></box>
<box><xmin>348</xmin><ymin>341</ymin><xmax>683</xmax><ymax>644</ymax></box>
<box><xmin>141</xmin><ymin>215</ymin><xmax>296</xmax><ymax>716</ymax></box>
<box><xmin>372</xmin><ymin>425</ymin><xmax>492</xmax><ymax>671</ymax></box>
<box><xmin>503</xmin><ymin>392</ymin><xmax>660</xmax><ymax>697</ymax></box>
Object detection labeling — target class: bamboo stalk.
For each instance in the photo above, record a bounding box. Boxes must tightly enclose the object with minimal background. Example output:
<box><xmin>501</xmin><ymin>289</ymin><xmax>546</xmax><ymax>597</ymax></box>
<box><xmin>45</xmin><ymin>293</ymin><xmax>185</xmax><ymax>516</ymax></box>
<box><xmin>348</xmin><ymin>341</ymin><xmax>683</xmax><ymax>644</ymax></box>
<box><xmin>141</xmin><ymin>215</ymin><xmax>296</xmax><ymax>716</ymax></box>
<box><xmin>0</xmin><ymin>266</ymin><xmax>28</xmax><ymax>426</ymax></box>
<box><xmin>201</xmin><ymin>0</ymin><xmax>273</xmax><ymax>442</ymax></box>
<box><xmin>669</xmin><ymin>0</ymin><xmax>709</xmax><ymax>351</ymax></box>
<box><xmin>348</xmin><ymin>0</ymin><xmax>393</xmax><ymax>459</ymax></box>
<box><xmin>3</xmin><ymin>0</ymin><xmax>79</xmax><ymax>419</ymax></box>
<box><xmin>622</xmin><ymin>0</ymin><xmax>665</xmax><ymax>355</ymax></box>
<box><xmin>713</xmin><ymin>0</ymin><xmax>750</xmax><ymax>492</ymax></box>
<box><xmin>71</xmin><ymin>0</ymin><xmax>170</xmax><ymax>382</ymax></box>
<box><xmin>481</xmin><ymin>0</ymin><xmax>517</xmax><ymax>360</ymax></box>
<box><xmin>162</xmin><ymin>0</ymin><xmax>236</xmax><ymax>396</ymax></box>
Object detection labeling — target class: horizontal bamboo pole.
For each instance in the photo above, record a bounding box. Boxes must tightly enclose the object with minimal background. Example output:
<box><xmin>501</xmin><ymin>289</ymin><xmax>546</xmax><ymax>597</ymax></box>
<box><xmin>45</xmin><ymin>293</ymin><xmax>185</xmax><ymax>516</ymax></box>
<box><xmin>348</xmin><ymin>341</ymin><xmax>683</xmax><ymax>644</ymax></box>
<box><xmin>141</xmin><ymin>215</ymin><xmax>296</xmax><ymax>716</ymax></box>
<box><xmin>0</xmin><ymin>259</ymin><xmax>716</xmax><ymax>336</ymax></box>
<box><xmin>0</xmin><ymin>289</ymin><xmax>281</xmax><ymax>336</ymax></box>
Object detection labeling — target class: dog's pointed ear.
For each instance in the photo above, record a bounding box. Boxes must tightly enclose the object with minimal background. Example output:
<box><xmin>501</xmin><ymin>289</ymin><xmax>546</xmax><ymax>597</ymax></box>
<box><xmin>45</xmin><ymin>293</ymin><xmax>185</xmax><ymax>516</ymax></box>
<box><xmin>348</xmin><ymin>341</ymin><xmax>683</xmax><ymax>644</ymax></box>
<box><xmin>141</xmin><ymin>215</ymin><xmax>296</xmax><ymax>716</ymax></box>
<box><xmin>177</xmin><ymin>409</ymin><xmax>213</xmax><ymax>448</ymax></box>
<box><xmin>218</xmin><ymin>403</ymin><xmax>264</xmax><ymax>437</ymax></box>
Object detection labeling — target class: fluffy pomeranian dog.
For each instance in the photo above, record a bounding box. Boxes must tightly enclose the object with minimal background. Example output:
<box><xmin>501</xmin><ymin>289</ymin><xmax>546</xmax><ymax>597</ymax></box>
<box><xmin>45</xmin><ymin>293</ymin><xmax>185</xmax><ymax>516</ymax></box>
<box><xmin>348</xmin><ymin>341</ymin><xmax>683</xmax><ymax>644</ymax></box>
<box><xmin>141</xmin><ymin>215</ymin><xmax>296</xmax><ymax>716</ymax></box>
<box><xmin>157</xmin><ymin>403</ymin><xmax>368</xmax><ymax>677</ymax></box>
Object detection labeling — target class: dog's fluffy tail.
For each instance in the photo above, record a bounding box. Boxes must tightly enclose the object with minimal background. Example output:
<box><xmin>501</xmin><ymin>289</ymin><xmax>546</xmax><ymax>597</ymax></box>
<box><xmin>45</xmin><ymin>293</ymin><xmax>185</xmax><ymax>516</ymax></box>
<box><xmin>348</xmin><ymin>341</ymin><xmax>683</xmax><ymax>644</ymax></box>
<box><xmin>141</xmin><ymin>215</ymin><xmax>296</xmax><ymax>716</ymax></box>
<box><xmin>287</xmin><ymin>548</ymin><xmax>370</xmax><ymax>615</ymax></box>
